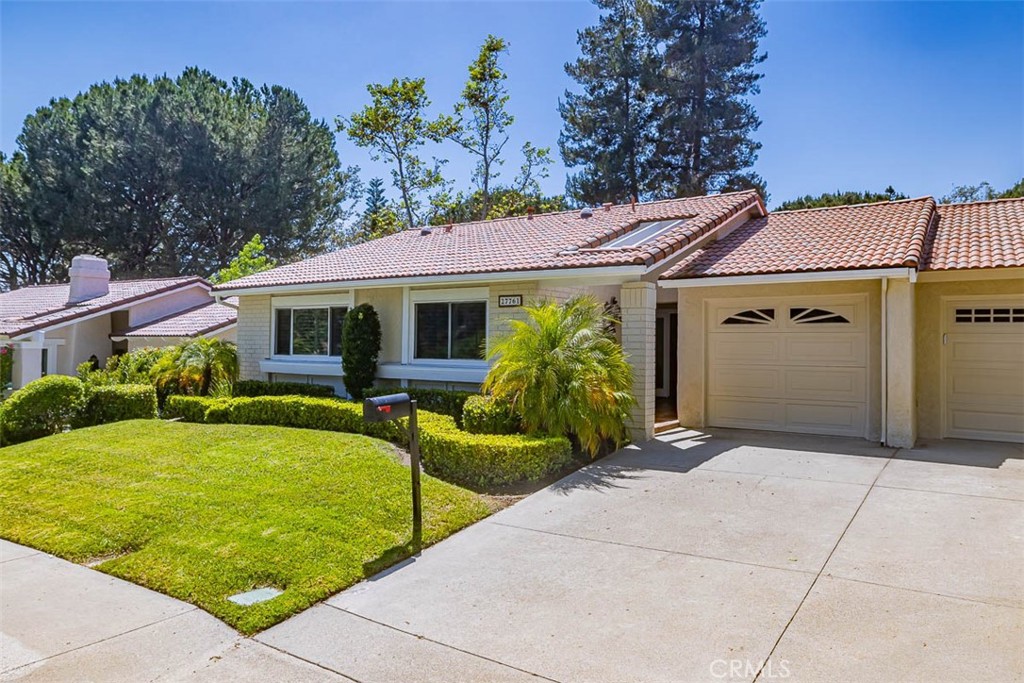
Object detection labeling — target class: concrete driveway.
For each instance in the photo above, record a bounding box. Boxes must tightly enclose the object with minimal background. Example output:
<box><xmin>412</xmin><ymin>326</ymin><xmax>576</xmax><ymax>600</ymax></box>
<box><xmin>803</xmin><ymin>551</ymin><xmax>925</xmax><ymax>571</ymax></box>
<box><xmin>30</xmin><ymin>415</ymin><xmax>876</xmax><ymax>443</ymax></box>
<box><xmin>3</xmin><ymin>430</ymin><xmax>1022</xmax><ymax>682</ymax></box>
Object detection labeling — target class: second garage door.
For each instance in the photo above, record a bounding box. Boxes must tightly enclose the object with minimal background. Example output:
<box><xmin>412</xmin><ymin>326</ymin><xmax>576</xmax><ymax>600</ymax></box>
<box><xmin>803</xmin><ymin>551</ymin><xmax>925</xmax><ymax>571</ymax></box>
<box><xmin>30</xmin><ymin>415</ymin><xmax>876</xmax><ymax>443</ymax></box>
<box><xmin>707</xmin><ymin>296</ymin><xmax>869</xmax><ymax>438</ymax></box>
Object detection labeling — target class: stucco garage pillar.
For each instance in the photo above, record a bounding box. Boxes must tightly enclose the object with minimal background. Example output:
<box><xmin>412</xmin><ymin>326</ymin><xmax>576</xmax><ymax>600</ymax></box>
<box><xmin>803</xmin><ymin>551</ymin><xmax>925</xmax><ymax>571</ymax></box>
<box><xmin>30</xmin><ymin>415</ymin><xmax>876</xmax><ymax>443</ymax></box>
<box><xmin>621</xmin><ymin>281</ymin><xmax>657</xmax><ymax>441</ymax></box>
<box><xmin>885</xmin><ymin>278</ymin><xmax>916</xmax><ymax>447</ymax></box>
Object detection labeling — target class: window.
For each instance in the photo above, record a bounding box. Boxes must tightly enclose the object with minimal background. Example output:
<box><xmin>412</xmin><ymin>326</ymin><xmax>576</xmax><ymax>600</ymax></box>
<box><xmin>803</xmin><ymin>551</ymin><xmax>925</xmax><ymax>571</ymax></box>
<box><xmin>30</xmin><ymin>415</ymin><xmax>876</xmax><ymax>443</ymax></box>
<box><xmin>955</xmin><ymin>307</ymin><xmax>1024</xmax><ymax>324</ymax></box>
<box><xmin>790</xmin><ymin>307</ymin><xmax>851</xmax><ymax>324</ymax></box>
<box><xmin>601</xmin><ymin>218</ymin><xmax>689</xmax><ymax>249</ymax></box>
<box><xmin>722</xmin><ymin>309</ymin><xmax>774</xmax><ymax>325</ymax></box>
<box><xmin>274</xmin><ymin>307</ymin><xmax>348</xmax><ymax>356</ymax></box>
<box><xmin>415</xmin><ymin>301</ymin><xmax>486</xmax><ymax>360</ymax></box>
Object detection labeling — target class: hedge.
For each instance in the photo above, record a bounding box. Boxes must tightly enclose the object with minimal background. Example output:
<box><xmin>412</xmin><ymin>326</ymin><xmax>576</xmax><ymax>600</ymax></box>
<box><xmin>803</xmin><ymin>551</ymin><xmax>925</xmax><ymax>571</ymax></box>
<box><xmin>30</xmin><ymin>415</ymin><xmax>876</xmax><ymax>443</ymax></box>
<box><xmin>363</xmin><ymin>386</ymin><xmax>476</xmax><ymax>424</ymax></box>
<box><xmin>462</xmin><ymin>394</ymin><xmax>521</xmax><ymax>435</ymax></box>
<box><xmin>232</xmin><ymin>380</ymin><xmax>335</xmax><ymax>398</ymax></box>
<box><xmin>165</xmin><ymin>395</ymin><xmax>570</xmax><ymax>487</ymax></box>
<box><xmin>1</xmin><ymin>375</ymin><xmax>86</xmax><ymax>445</ymax></box>
<box><xmin>78</xmin><ymin>384</ymin><xmax>158</xmax><ymax>427</ymax></box>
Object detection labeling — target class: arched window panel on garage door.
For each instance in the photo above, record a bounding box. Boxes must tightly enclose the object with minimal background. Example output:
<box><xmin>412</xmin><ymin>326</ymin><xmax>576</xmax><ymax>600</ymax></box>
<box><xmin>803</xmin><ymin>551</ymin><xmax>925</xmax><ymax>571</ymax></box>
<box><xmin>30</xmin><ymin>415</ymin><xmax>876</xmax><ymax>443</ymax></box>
<box><xmin>721</xmin><ymin>309</ymin><xmax>775</xmax><ymax>325</ymax></box>
<box><xmin>790</xmin><ymin>307</ymin><xmax>851</xmax><ymax>325</ymax></box>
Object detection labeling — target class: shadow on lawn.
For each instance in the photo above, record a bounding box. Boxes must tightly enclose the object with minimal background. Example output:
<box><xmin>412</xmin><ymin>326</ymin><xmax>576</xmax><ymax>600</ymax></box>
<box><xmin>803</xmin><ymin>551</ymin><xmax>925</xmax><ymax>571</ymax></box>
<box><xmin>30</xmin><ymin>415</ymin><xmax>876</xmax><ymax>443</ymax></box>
<box><xmin>362</xmin><ymin>538</ymin><xmax>422</xmax><ymax>581</ymax></box>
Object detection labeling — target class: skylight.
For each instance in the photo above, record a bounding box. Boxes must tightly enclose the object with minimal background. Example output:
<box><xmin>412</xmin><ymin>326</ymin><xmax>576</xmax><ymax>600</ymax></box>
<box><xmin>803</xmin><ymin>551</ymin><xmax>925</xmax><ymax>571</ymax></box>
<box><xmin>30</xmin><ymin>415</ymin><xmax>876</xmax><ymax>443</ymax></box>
<box><xmin>600</xmin><ymin>218</ymin><xmax>688</xmax><ymax>249</ymax></box>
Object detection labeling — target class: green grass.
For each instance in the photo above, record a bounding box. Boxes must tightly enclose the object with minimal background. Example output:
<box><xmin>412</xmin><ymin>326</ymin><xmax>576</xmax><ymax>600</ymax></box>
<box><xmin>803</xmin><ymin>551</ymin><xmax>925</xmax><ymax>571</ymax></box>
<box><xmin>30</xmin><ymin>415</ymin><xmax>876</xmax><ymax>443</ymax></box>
<box><xmin>0</xmin><ymin>420</ymin><xmax>490</xmax><ymax>634</ymax></box>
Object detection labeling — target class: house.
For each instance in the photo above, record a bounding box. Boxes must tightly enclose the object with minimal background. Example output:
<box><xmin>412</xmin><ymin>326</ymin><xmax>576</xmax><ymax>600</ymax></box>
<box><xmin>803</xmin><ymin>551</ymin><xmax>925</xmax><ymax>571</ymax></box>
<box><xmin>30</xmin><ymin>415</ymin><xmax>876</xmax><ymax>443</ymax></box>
<box><xmin>0</xmin><ymin>255</ymin><xmax>237</xmax><ymax>389</ymax></box>
<box><xmin>211</xmin><ymin>191</ymin><xmax>1024</xmax><ymax>447</ymax></box>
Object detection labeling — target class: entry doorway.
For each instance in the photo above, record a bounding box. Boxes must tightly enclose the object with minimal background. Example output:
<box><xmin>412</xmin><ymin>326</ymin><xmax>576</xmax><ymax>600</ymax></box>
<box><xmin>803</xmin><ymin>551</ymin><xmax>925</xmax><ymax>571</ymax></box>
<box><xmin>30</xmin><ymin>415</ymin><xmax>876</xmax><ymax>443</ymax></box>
<box><xmin>655</xmin><ymin>308</ymin><xmax>678</xmax><ymax>423</ymax></box>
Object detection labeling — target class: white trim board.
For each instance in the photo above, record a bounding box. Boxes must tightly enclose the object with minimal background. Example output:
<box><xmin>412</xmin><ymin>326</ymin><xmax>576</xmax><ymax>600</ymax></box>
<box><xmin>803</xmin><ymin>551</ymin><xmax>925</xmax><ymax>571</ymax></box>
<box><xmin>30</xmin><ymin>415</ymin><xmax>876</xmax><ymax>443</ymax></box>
<box><xmin>660</xmin><ymin>268</ymin><xmax>917</xmax><ymax>289</ymax></box>
<box><xmin>212</xmin><ymin>266</ymin><xmax>646</xmax><ymax>297</ymax></box>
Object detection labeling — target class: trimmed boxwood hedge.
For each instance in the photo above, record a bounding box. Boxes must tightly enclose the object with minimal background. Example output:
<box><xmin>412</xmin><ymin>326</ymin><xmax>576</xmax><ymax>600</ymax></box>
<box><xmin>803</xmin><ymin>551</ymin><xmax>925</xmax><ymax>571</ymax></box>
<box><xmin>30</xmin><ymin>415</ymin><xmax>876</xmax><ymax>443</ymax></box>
<box><xmin>363</xmin><ymin>387</ymin><xmax>476</xmax><ymax>424</ymax></box>
<box><xmin>1</xmin><ymin>375</ymin><xmax>86</xmax><ymax>444</ymax></box>
<box><xmin>462</xmin><ymin>395</ymin><xmax>521</xmax><ymax>435</ymax></box>
<box><xmin>164</xmin><ymin>395</ymin><xmax>570</xmax><ymax>487</ymax></box>
<box><xmin>78</xmin><ymin>384</ymin><xmax>158</xmax><ymax>427</ymax></box>
<box><xmin>232</xmin><ymin>380</ymin><xmax>335</xmax><ymax>398</ymax></box>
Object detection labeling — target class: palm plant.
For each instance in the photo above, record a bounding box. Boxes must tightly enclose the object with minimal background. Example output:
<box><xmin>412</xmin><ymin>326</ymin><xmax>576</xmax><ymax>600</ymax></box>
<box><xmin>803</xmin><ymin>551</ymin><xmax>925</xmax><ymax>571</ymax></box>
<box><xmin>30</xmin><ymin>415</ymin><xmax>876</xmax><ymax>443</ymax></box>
<box><xmin>484</xmin><ymin>295</ymin><xmax>635</xmax><ymax>456</ymax></box>
<box><xmin>150</xmin><ymin>338</ymin><xmax>238</xmax><ymax>396</ymax></box>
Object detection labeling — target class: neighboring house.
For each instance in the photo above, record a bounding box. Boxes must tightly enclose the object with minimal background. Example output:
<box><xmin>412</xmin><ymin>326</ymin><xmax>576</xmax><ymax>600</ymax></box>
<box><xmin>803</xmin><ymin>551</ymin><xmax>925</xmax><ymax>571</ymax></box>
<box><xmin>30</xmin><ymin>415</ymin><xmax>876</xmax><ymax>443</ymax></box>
<box><xmin>0</xmin><ymin>255</ymin><xmax>237</xmax><ymax>389</ymax></box>
<box><xmin>212</xmin><ymin>191</ymin><xmax>1024</xmax><ymax>447</ymax></box>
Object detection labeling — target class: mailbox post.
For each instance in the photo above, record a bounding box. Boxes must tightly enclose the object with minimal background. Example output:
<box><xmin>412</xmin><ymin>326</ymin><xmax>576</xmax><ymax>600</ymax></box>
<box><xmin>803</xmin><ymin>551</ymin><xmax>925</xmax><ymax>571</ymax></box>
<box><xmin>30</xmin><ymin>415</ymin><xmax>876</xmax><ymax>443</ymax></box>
<box><xmin>363</xmin><ymin>393</ymin><xmax>421</xmax><ymax>545</ymax></box>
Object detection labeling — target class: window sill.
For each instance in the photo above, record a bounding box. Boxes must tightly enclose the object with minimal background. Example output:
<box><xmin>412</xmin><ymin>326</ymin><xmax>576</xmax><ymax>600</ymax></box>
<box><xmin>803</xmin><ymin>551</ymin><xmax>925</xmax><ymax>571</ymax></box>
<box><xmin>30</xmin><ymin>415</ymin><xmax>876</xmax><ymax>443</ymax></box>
<box><xmin>378</xmin><ymin>362</ymin><xmax>488</xmax><ymax>384</ymax></box>
<box><xmin>260</xmin><ymin>358</ymin><xmax>342</xmax><ymax>377</ymax></box>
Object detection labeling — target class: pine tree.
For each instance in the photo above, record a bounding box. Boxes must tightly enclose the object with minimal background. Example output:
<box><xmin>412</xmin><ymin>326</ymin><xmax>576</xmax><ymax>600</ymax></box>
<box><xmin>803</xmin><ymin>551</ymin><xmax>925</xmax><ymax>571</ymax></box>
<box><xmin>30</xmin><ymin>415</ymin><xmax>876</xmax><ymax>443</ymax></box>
<box><xmin>559</xmin><ymin>0</ymin><xmax>660</xmax><ymax>206</ymax></box>
<box><xmin>649</xmin><ymin>0</ymin><xmax>767</xmax><ymax>197</ymax></box>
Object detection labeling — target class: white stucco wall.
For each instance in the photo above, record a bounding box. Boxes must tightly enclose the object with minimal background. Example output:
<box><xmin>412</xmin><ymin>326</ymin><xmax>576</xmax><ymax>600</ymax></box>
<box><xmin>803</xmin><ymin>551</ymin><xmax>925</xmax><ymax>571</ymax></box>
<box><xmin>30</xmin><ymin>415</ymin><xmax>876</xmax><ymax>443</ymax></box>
<box><xmin>128</xmin><ymin>284</ymin><xmax>212</xmax><ymax>327</ymax></box>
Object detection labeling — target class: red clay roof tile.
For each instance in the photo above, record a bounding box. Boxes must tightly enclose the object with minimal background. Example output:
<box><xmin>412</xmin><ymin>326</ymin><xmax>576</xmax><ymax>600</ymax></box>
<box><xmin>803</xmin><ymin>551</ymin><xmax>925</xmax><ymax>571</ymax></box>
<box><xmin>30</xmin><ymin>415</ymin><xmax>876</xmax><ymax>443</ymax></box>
<box><xmin>213</xmin><ymin>191</ymin><xmax>765</xmax><ymax>291</ymax></box>
<box><xmin>0</xmin><ymin>277</ymin><xmax>207</xmax><ymax>338</ymax></box>
<box><xmin>663</xmin><ymin>197</ymin><xmax>937</xmax><ymax>279</ymax></box>
<box><xmin>923</xmin><ymin>197</ymin><xmax>1024</xmax><ymax>271</ymax></box>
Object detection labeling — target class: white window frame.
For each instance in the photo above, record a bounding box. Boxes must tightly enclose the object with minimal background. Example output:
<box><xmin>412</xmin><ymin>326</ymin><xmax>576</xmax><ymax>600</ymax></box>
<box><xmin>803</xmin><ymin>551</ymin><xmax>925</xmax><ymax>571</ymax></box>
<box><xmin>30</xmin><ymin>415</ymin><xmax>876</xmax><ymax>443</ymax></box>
<box><xmin>270</xmin><ymin>293</ymin><xmax>353</xmax><ymax>362</ymax></box>
<box><xmin>407</xmin><ymin>287</ymin><xmax>489</xmax><ymax>367</ymax></box>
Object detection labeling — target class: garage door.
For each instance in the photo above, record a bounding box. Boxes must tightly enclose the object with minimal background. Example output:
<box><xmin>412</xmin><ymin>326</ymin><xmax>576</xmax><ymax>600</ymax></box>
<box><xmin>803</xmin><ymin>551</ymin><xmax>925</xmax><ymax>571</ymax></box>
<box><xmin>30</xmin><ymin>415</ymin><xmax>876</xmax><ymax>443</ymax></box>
<box><xmin>943</xmin><ymin>299</ymin><xmax>1024</xmax><ymax>443</ymax></box>
<box><xmin>707</xmin><ymin>297</ymin><xmax>868</xmax><ymax>437</ymax></box>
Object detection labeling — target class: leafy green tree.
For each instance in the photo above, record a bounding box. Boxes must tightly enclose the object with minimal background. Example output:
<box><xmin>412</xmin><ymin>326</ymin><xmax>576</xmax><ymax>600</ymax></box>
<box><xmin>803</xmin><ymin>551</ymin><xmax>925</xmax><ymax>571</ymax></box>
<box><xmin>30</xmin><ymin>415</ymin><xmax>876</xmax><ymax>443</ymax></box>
<box><xmin>341</xmin><ymin>304</ymin><xmax>382</xmax><ymax>401</ymax></box>
<box><xmin>777</xmin><ymin>186</ymin><xmax>907</xmax><ymax>211</ymax></box>
<box><xmin>560</xmin><ymin>0</ymin><xmax>661</xmax><ymax>205</ymax></box>
<box><xmin>649</xmin><ymin>0</ymin><xmax>768</xmax><ymax>197</ymax></box>
<box><xmin>210</xmin><ymin>234</ymin><xmax>276</xmax><ymax>284</ymax></box>
<box><xmin>341</xmin><ymin>78</ymin><xmax>456</xmax><ymax>229</ymax></box>
<box><xmin>448</xmin><ymin>35</ymin><xmax>515</xmax><ymax>219</ymax></box>
<box><xmin>4</xmin><ymin>68</ymin><xmax>353</xmax><ymax>286</ymax></box>
<box><xmin>998</xmin><ymin>178</ymin><xmax>1024</xmax><ymax>199</ymax></box>
<box><xmin>429</xmin><ymin>142</ymin><xmax>562</xmax><ymax>224</ymax></box>
<box><xmin>940</xmin><ymin>178</ymin><xmax>1024</xmax><ymax>204</ymax></box>
<box><xmin>484</xmin><ymin>295</ymin><xmax>635</xmax><ymax>456</ymax></box>
<box><xmin>0</xmin><ymin>151</ymin><xmax>57</xmax><ymax>290</ymax></box>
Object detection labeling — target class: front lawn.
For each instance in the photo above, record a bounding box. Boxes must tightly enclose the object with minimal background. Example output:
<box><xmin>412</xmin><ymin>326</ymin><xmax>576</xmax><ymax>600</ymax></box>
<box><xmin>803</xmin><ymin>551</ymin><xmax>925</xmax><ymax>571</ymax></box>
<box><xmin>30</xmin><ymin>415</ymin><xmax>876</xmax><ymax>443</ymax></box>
<box><xmin>0</xmin><ymin>420</ymin><xmax>490</xmax><ymax>634</ymax></box>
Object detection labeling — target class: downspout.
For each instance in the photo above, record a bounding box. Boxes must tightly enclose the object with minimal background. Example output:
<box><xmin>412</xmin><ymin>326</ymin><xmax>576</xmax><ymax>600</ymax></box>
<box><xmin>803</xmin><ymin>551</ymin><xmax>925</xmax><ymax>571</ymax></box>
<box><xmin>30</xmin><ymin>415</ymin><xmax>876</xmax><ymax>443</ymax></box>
<box><xmin>880</xmin><ymin>277</ymin><xmax>888</xmax><ymax>446</ymax></box>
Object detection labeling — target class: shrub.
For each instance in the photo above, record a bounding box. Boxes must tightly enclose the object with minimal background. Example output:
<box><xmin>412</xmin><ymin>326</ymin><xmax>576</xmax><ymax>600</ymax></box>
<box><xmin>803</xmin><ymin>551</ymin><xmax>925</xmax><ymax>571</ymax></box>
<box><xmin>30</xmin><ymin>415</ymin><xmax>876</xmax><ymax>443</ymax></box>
<box><xmin>78</xmin><ymin>384</ymin><xmax>158</xmax><ymax>427</ymax></box>
<box><xmin>152</xmin><ymin>338</ymin><xmax>237</xmax><ymax>396</ymax></box>
<box><xmin>462</xmin><ymin>394</ymin><xmax>521</xmax><ymax>435</ymax></box>
<box><xmin>417</xmin><ymin>412</ymin><xmax>571</xmax><ymax>487</ymax></box>
<box><xmin>165</xmin><ymin>395</ymin><xmax>570</xmax><ymax>487</ymax></box>
<box><xmin>341</xmin><ymin>304</ymin><xmax>382</xmax><ymax>401</ymax></box>
<box><xmin>1</xmin><ymin>375</ymin><xmax>86</xmax><ymax>444</ymax></box>
<box><xmin>233</xmin><ymin>380</ymin><xmax>335</xmax><ymax>398</ymax></box>
<box><xmin>364</xmin><ymin>386</ymin><xmax>476</xmax><ymax>423</ymax></box>
<box><xmin>163</xmin><ymin>395</ymin><xmax>219</xmax><ymax>423</ymax></box>
<box><xmin>485</xmin><ymin>295</ymin><xmax>635</xmax><ymax>456</ymax></box>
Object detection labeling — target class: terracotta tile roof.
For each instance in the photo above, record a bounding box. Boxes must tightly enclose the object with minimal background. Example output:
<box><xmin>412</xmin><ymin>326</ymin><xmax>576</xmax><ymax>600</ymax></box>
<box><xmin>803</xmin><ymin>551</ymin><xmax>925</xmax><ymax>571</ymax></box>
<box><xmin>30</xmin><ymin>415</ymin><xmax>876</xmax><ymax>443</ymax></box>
<box><xmin>922</xmin><ymin>197</ymin><xmax>1024</xmax><ymax>271</ymax></box>
<box><xmin>213</xmin><ymin>191</ymin><xmax>765</xmax><ymax>291</ymax></box>
<box><xmin>121</xmin><ymin>298</ymin><xmax>238</xmax><ymax>338</ymax></box>
<box><xmin>663</xmin><ymin>197</ymin><xmax>936</xmax><ymax>280</ymax></box>
<box><xmin>0</xmin><ymin>277</ymin><xmax>207</xmax><ymax>337</ymax></box>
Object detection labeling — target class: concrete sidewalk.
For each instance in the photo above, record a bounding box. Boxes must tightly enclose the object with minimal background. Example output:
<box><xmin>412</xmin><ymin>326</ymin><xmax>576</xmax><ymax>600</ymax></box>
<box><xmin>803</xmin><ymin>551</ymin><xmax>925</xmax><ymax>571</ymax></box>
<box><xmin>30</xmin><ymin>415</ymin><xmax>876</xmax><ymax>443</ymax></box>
<box><xmin>0</xmin><ymin>541</ymin><xmax>340</xmax><ymax>681</ymax></box>
<box><xmin>2</xmin><ymin>431</ymin><xmax>1023</xmax><ymax>682</ymax></box>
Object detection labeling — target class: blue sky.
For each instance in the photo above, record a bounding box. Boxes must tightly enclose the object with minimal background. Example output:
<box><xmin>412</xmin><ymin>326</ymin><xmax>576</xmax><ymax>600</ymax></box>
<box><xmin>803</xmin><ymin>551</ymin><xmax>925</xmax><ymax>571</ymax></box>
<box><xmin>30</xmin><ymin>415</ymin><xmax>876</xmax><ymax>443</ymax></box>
<box><xmin>1</xmin><ymin>1</ymin><xmax>1021</xmax><ymax>208</ymax></box>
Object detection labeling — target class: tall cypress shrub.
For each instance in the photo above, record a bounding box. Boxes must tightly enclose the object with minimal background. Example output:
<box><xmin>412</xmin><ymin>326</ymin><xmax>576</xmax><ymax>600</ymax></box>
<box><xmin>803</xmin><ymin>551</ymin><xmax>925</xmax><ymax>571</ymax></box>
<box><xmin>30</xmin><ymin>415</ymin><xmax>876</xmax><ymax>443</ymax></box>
<box><xmin>341</xmin><ymin>304</ymin><xmax>382</xmax><ymax>400</ymax></box>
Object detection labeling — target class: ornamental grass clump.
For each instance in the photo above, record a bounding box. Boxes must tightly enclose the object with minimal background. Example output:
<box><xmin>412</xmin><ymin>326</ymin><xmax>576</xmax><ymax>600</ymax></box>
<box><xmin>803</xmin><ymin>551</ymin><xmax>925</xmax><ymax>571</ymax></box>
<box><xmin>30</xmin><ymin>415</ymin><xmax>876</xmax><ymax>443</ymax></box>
<box><xmin>484</xmin><ymin>295</ymin><xmax>635</xmax><ymax>457</ymax></box>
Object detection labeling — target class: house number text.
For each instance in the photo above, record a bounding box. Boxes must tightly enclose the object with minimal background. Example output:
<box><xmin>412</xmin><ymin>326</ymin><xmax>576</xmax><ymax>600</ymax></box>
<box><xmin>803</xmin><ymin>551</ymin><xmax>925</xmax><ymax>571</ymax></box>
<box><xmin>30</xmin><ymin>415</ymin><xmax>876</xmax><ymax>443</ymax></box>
<box><xmin>498</xmin><ymin>295</ymin><xmax>523</xmax><ymax>308</ymax></box>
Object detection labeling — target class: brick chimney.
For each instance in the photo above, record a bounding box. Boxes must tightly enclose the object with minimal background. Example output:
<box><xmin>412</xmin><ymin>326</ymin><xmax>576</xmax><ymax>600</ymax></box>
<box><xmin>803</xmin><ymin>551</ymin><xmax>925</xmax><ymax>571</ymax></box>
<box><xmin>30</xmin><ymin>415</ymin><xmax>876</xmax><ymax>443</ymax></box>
<box><xmin>67</xmin><ymin>255</ymin><xmax>110</xmax><ymax>304</ymax></box>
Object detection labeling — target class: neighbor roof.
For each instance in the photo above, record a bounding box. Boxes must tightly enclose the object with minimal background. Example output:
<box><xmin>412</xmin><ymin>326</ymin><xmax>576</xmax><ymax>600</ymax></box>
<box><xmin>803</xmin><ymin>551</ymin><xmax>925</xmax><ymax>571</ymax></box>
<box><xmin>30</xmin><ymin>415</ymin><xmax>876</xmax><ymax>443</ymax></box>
<box><xmin>213</xmin><ymin>191</ymin><xmax>765</xmax><ymax>291</ymax></box>
<box><xmin>664</xmin><ymin>197</ymin><xmax>937</xmax><ymax>279</ymax></box>
<box><xmin>0</xmin><ymin>277</ymin><xmax>207</xmax><ymax>338</ymax></box>
<box><xmin>922</xmin><ymin>197</ymin><xmax>1024</xmax><ymax>271</ymax></box>
<box><xmin>120</xmin><ymin>298</ymin><xmax>238</xmax><ymax>338</ymax></box>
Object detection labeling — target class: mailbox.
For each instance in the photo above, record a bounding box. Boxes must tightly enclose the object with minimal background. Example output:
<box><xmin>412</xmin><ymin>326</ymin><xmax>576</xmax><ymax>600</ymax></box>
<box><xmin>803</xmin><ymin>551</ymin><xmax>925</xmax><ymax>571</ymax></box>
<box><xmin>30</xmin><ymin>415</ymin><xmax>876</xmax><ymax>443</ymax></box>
<box><xmin>363</xmin><ymin>393</ymin><xmax>412</xmax><ymax>422</ymax></box>
<box><xmin>363</xmin><ymin>392</ymin><xmax>422</xmax><ymax>545</ymax></box>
